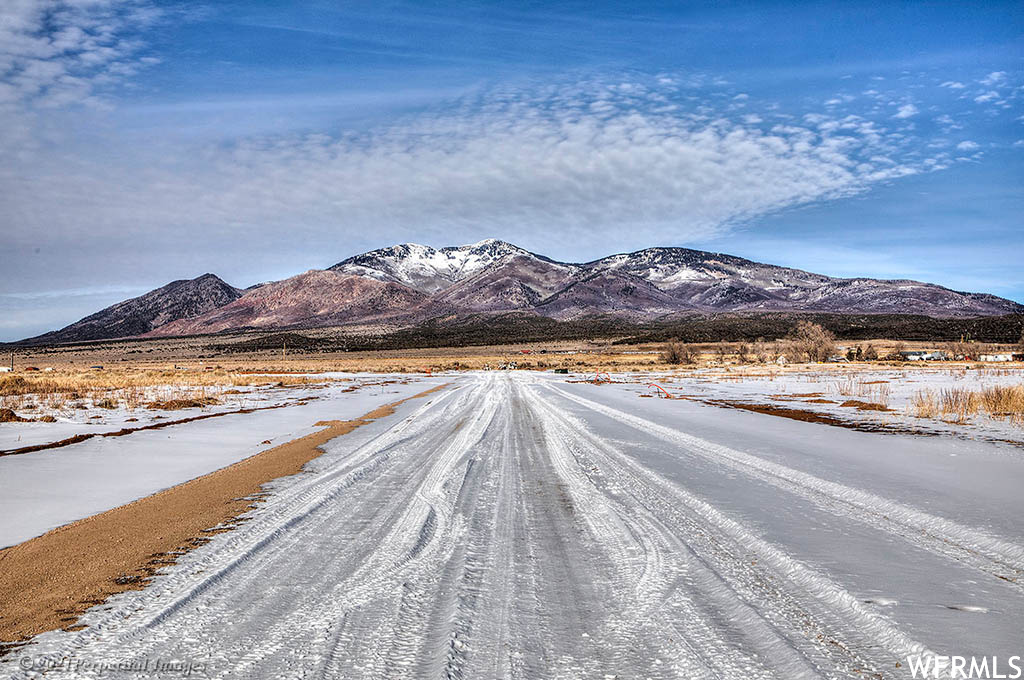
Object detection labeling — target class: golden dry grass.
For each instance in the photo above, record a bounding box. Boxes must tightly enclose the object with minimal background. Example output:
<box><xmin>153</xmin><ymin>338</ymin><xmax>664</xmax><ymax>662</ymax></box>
<box><xmin>910</xmin><ymin>385</ymin><xmax>1024</xmax><ymax>425</ymax></box>
<box><xmin>0</xmin><ymin>369</ymin><xmax>337</xmax><ymax>419</ymax></box>
<box><xmin>4</xmin><ymin>335</ymin><xmax>1021</xmax><ymax>397</ymax></box>
<box><xmin>0</xmin><ymin>370</ymin><xmax>325</xmax><ymax>396</ymax></box>
<box><xmin>833</xmin><ymin>377</ymin><xmax>891</xmax><ymax>407</ymax></box>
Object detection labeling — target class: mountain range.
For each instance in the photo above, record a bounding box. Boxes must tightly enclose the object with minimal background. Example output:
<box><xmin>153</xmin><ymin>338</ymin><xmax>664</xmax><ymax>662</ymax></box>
<box><xmin>24</xmin><ymin>239</ymin><xmax>1024</xmax><ymax>344</ymax></box>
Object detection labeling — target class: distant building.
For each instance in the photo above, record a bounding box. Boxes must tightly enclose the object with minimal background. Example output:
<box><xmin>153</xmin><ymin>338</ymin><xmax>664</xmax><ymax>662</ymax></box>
<box><xmin>900</xmin><ymin>350</ymin><xmax>948</xmax><ymax>361</ymax></box>
<box><xmin>978</xmin><ymin>353</ymin><xmax>1013</xmax><ymax>362</ymax></box>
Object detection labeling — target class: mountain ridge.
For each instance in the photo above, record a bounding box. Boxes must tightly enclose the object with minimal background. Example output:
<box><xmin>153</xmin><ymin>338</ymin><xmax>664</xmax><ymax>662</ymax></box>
<box><xmin>24</xmin><ymin>274</ymin><xmax>243</xmax><ymax>344</ymax></box>
<box><xmin>22</xmin><ymin>241</ymin><xmax>1024</xmax><ymax>343</ymax></box>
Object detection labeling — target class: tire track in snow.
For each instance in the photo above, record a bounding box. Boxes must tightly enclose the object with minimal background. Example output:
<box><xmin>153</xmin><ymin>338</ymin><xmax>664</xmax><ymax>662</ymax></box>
<box><xmin>236</xmin><ymin>380</ymin><xmax>500</xmax><ymax>679</ymax></box>
<box><xmin>527</xmin><ymin>384</ymin><xmax>939</xmax><ymax>679</ymax></box>
<box><xmin>5</xmin><ymin>382</ymin><xmax>471</xmax><ymax>678</ymax></box>
<box><xmin>525</xmin><ymin>386</ymin><xmax>751</xmax><ymax>679</ymax></box>
<box><xmin>545</xmin><ymin>383</ymin><xmax>1024</xmax><ymax>590</ymax></box>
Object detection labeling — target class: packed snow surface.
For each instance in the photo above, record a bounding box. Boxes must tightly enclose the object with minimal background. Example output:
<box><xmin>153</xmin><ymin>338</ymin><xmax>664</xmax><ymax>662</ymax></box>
<box><xmin>4</xmin><ymin>371</ymin><xmax>1024</xmax><ymax>679</ymax></box>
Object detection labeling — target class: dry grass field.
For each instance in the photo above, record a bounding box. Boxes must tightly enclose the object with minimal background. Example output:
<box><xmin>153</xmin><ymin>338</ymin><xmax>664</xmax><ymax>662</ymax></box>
<box><xmin>6</xmin><ymin>333</ymin><xmax>1019</xmax><ymax>377</ymax></box>
<box><xmin>4</xmin><ymin>334</ymin><xmax>1021</xmax><ymax>427</ymax></box>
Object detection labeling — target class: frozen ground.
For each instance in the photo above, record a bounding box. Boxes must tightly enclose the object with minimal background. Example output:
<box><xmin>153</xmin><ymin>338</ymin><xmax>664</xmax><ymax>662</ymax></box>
<box><xmin>0</xmin><ymin>376</ymin><xmax>440</xmax><ymax>547</ymax></box>
<box><xmin>0</xmin><ymin>375</ymin><xmax>414</xmax><ymax>451</ymax></box>
<box><xmin>622</xmin><ymin>365</ymin><xmax>1024</xmax><ymax>443</ymax></box>
<box><xmin>4</xmin><ymin>371</ymin><xmax>1024</xmax><ymax>679</ymax></box>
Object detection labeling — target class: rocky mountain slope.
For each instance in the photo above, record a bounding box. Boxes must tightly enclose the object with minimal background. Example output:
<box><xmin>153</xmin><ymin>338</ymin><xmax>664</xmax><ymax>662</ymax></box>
<box><xmin>149</xmin><ymin>270</ymin><xmax>429</xmax><ymax>337</ymax></box>
<box><xmin>25</xmin><ymin>240</ymin><xmax>1024</xmax><ymax>342</ymax></box>
<box><xmin>25</xmin><ymin>274</ymin><xmax>243</xmax><ymax>344</ymax></box>
<box><xmin>585</xmin><ymin>247</ymin><xmax>1018</xmax><ymax>317</ymax></box>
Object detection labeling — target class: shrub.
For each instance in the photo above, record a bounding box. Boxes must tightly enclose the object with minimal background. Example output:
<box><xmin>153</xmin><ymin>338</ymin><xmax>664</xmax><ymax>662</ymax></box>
<box><xmin>0</xmin><ymin>376</ymin><xmax>29</xmax><ymax>395</ymax></box>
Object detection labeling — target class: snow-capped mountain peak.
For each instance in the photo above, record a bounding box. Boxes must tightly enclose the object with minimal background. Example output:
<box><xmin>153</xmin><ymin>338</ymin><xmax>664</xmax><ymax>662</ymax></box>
<box><xmin>329</xmin><ymin>239</ymin><xmax>536</xmax><ymax>293</ymax></box>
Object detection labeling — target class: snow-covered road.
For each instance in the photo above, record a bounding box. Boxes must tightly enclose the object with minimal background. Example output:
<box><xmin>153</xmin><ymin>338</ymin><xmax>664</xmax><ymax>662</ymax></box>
<box><xmin>7</xmin><ymin>372</ymin><xmax>1023</xmax><ymax>679</ymax></box>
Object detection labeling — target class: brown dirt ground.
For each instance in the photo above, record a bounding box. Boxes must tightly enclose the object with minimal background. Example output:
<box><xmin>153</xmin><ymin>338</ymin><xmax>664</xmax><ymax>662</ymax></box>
<box><xmin>0</xmin><ymin>383</ymin><xmax>448</xmax><ymax>650</ymax></box>
<box><xmin>839</xmin><ymin>399</ymin><xmax>894</xmax><ymax>412</ymax></box>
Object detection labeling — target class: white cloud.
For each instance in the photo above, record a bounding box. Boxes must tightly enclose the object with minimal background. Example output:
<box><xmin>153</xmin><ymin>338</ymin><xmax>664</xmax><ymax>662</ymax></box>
<box><xmin>0</xmin><ymin>0</ymin><xmax>159</xmax><ymax>152</ymax></box>
<box><xmin>974</xmin><ymin>91</ymin><xmax>1000</xmax><ymax>104</ymax></box>
<box><xmin>4</xmin><ymin>79</ymin><xmax>931</xmax><ymax>264</ymax></box>
<box><xmin>1</xmin><ymin>285</ymin><xmax>148</xmax><ymax>300</ymax></box>
<box><xmin>0</xmin><ymin>1</ymin><xmax>158</xmax><ymax>103</ymax></box>
<box><xmin>935</xmin><ymin>114</ymin><xmax>962</xmax><ymax>131</ymax></box>
<box><xmin>824</xmin><ymin>94</ymin><xmax>855</xmax><ymax>107</ymax></box>
<box><xmin>893</xmin><ymin>103</ymin><xmax>918</xmax><ymax>119</ymax></box>
<box><xmin>940</xmin><ymin>81</ymin><xmax>965</xmax><ymax>89</ymax></box>
<box><xmin>980</xmin><ymin>71</ymin><xmax>1007</xmax><ymax>86</ymax></box>
<box><xmin>955</xmin><ymin>140</ymin><xmax>980</xmax><ymax>151</ymax></box>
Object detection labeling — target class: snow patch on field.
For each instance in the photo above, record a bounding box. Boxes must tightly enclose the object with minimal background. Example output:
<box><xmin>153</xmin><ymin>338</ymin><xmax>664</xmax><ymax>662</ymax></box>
<box><xmin>614</xmin><ymin>366</ymin><xmax>1024</xmax><ymax>442</ymax></box>
<box><xmin>0</xmin><ymin>376</ymin><xmax>441</xmax><ymax>547</ymax></box>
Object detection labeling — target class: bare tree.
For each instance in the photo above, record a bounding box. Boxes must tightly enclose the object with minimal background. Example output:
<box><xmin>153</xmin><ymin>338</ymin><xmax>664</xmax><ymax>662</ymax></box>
<box><xmin>752</xmin><ymin>340</ymin><xmax>771</xmax><ymax>363</ymax></box>
<box><xmin>714</xmin><ymin>343</ymin><xmax>731</xmax><ymax>364</ymax></box>
<box><xmin>660</xmin><ymin>340</ymin><xmax>696</xmax><ymax>365</ymax></box>
<box><xmin>785</xmin><ymin>321</ymin><xmax>836</xmax><ymax>362</ymax></box>
<box><xmin>736</xmin><ymin>343</ymin><xmax>752</xmax><ymax>364</ymax></box>
<box><xmin>945</xmin><ymin>340</ymin><xmax>971</xmax><ymax>360</ymax></box>
<box><xmin>863</xmin><ymin>344</ymin><xmax>879</xmax><ymax>361</ymax></box>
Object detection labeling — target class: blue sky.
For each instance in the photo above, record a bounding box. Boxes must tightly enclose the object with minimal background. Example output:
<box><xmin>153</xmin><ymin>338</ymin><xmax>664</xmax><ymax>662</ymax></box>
<box><xmin>1</xmin><ymin>0</ymin><xmax>1022</xmax><ymax>340</ymax></box>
